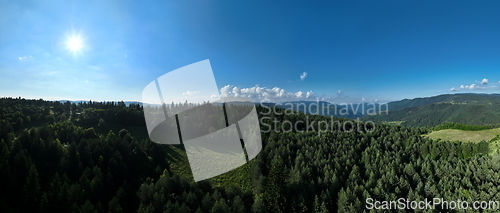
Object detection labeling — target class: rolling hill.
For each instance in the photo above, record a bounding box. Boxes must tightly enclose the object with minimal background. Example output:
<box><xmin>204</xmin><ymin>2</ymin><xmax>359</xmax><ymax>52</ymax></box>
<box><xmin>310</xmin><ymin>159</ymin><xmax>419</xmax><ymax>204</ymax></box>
<box><xmin>271</xmin><ymin>100</ymin><xmax>385</xmax><ymax>119</ymax></box>
<box><xmin>387</xmin><ymin>93</ymin><xmax>500</xmax><ymax>111</ymax></box>
<box><xmin>364</xmin><ymin>93</ymin><xmax>500</xmax><ymax>127</ymax></box>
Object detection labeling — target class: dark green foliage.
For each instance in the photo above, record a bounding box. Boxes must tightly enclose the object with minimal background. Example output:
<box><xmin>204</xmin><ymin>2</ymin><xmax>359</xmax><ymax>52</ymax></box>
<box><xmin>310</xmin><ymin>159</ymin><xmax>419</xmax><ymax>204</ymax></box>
<box><xmin>387</xmin><ymin>93</ymin><xmax>500</xmax><ymax>111</ymax></box>
<box><xmin>369</xmin><ymin>103</ymin><xmax>500</xmax><ymax>127</ymax></box>
<box><xmin>0</xmin><ymin>97</ymin><xmax>499</xmax><ymax>212</ymax></box>
<box><xmin>365</xmin><ymin>93</ymin><xmax>500</xmax><ymax>127</ymax></box>
<box><xmin>433</xmin><ymin>122</ymin><xmax>493</xmax><ymax>131</ymax></box>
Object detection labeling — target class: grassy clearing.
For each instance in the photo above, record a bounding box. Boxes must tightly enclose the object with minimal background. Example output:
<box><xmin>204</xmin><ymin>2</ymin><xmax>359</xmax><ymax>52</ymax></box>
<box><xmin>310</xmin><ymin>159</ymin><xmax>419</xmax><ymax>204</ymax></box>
<box><xmin>423</xmin><ymin>128</ymin><xmax>500</xmax><ymax>143</ymax></box>
<box><xmin>382</xmin><ymin>121</ymin><xmax>404</xmax><ymax>126</ymax></box>
<box><xmin>162</xmin><ymin>145</ymin><xmax>193</xmax><ymax>177</ymax></box>
<box><xmin>161</xmin><ymin>144</ymin><xmax>253</xmax><ymax>190</ymax></box>
<box><xmin>424</xmin><ymin>128</ymin><xmax>500</xmax><ymax>155</ymax></box>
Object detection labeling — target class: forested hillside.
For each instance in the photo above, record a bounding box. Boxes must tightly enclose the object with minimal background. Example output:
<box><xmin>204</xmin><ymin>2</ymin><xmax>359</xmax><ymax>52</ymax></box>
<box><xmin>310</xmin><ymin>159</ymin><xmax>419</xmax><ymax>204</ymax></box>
<box><xmin>271</xmin><ymin>101</ymin><xmax>386</xmax><ymax>119</ymax></box>
<box><xmin>365</xmin><ymin>94</ymin><xmax>500</xmax><ymax>127</ymax></box>
<box><xmin>386</xmin><ymin>93</ymin><xmax>500</xmax><ymax>111</ymax></box>
<box><xmin>0</xmin><ymin>97</ymin><xmax>498</xmax><ymax>212</ymax></box>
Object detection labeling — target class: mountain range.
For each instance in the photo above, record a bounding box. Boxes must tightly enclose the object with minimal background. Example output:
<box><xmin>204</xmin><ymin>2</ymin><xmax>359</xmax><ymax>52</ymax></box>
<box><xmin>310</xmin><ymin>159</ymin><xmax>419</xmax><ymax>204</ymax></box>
<box><xmin>363</xmin><ymin>93</ymin><xmax>500</xmax><ymax>127</ymax></box>
<box><xmin>58</xmin><ymin>93</ymin><xmax>500</xmax><ymax>127</ymax></box>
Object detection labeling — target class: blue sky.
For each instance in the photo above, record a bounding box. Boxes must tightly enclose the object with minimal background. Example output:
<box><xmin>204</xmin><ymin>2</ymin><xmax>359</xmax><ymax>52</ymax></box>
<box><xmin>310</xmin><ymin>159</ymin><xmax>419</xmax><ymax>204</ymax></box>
<box><xmin>2</xmin><ymin>0</ymin><xmax>500</xmax><ymax>103</ymax></box>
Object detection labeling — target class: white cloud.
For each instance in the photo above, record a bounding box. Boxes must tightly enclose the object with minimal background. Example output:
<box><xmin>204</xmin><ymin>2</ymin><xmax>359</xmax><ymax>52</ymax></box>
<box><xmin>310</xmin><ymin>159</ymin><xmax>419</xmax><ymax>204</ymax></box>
<box><xmin>220</xmin><ymin>85</ymin><xmax>317</xmax><ymax>102</ymax></box>
<box><xmin>295</xmin><ymin>91</ymin><xmax>303</xmax><ymax>98</ymax></box>
<box><xmin>451</xmin><ymin>78</ymin><xmax>496</xmax><ymax>91</ymax></box>
<box><xmin>460</xmin><ymin>84</ymin><xmax>476</xmax><ymax>89</ymax></box>
<box><xmin>479</xmin><ymin>78</ymin><xmax>489</xmax><ymax>85</ymax></box>
<box><xmin>182</xmin><ymin>91</ymin><xmax>199</xmax><ymax>96</ymax></box>
<box><xmin>459</xmin><ymin>84</ymin><xmax>487</xmax><ymax>90</ymax></box>
<box><xmin>18</xmin><ymin>56</ymin><xmax>33</xmax><ymax>61</ymax></box>
<box><xmin>306</xmin><ymin>91</ymin><xmax>313</xmax><ymax>98</ymax></box>
<box><xmin>299</xmin><ymin>72</ymin><xmax>308</xmax><ymax>81</ymax></box>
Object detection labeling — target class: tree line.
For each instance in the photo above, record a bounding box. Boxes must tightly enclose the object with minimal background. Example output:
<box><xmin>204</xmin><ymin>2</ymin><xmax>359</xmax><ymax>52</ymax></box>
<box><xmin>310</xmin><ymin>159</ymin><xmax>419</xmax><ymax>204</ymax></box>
<box><xmin>0</xmin><ymin>97</ymin><xmax>497</xmax><ymax>212</ymax></box>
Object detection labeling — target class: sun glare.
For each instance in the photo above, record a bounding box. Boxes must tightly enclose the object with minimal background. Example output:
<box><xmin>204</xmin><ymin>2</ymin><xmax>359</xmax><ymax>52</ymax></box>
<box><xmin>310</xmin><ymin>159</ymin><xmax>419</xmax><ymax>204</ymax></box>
<box><xmin>66</xmin><ymin>36</ymin><xmax>83</xmax><ymax>52</ymax></box>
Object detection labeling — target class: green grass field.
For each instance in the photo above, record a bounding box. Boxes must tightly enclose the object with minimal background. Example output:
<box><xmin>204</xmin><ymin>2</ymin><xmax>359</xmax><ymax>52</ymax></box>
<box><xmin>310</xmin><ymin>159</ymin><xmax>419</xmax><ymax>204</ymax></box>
<box><xmin>424</xmin><ymin>128</ymin><xmax>500</xmax><ymax>155</ymax></box>
<box><xmin>424</xmin><ymin>128</ymin><xmax>500</xmax><ymax>143</ymax></box>
<box><xmin>161</xmin><ymin>144</ymin><xmax>254</xmax><ymax>190</ymax></box>
<box><xmin>382</xmin><ymin>121</ymin><xmax>404</xmax><ymax>126</ymax></box>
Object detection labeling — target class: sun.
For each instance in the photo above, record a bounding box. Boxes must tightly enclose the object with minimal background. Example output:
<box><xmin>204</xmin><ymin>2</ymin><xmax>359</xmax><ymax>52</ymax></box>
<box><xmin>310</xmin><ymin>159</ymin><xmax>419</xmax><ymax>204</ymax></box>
<box><xmin>66</xmin><ymin>36</ymin><xmax>84</xmax><ymax>52</ymax></box>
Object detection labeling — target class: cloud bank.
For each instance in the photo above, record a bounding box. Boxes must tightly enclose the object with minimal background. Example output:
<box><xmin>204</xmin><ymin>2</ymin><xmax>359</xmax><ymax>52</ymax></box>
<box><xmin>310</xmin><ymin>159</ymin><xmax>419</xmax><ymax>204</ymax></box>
<box><xmin>219</xmin><ymin>85</ymin><xmax>317</xmax><ymax>103</ymax></box>
<box><xmin>450</xmin><ymin>78</ymin><xmax>494</xmax><ymax>91</ymax></box>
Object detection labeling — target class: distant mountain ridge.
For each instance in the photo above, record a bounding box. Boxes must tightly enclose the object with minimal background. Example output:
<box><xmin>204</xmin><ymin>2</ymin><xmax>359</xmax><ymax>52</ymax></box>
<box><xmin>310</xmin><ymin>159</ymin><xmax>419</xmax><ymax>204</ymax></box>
<box><xmin>365</xmin><ymin>93</ymin><xmax>500</xmax><ymax>127</ymax></box>
<box><xmin>387</xmin><ymin>93</ymin><xmax>500</xmax><ymax>111</ymax></box>
<box><xmin>56</xmin><ymin>93</ymin><xmax>500</xmax><ymax>127</ymax></box>
<box><xmin>57</xmin><ymin>99</ymin><xmax>386</xmax><ymax>119</ymax></box>
<box><xmin>269</xmin><ymin>100</ymin><xmax>387</xmax><ymax>119</ymax></box>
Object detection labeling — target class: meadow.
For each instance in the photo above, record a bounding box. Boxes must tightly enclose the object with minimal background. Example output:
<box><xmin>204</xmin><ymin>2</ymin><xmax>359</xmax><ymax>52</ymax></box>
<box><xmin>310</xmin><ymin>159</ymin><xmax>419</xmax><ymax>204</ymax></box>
<box><xmin>424</xmin><ymin>127</ymin><xmax>500</xmax><ymax>143</ymax></box>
